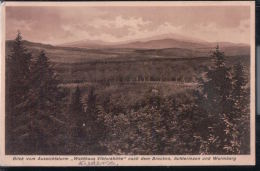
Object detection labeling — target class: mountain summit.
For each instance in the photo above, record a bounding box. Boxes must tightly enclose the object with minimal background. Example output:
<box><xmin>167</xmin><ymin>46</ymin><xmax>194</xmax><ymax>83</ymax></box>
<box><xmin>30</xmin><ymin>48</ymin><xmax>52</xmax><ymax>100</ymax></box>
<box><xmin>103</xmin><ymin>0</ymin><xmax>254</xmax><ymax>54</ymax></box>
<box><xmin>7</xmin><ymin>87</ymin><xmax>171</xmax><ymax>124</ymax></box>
<box><xmin>59</xmin><ymin>33</ymin><xmax>247</xmax><ymax>50</ymax></box>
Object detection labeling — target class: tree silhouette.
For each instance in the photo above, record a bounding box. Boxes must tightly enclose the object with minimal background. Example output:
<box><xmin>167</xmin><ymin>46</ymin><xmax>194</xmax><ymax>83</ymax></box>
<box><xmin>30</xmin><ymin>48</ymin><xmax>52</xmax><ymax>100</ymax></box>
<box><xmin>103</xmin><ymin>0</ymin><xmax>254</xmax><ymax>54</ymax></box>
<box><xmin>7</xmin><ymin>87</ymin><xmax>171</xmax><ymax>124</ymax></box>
<box><xmin>232</xmin><ymin>62</ymin><xmax>250</xmax><ymax>154</ymax></box>
<box><xmin>196</xmin><ymin>46</ymin><xmax>234</xmax><ymax>154</ymax></box>
<box><xmin>70</xmin><ymin>86</ymin><xmax>83</xmax><ymax>113</ymax></box>
<box><xmin>6</xmin><ymin>31</ymin><xmax>32</xmax><ymax>154</ymax></box>
<box><xmin>24</xmin><ymin>50</ymin><xmax>64</xmax><ymax>154</ymax></box>
<box><xmin>233</xmin><ymin>62</ymin><xmax>247</xmax><ymax>107</ymax></box>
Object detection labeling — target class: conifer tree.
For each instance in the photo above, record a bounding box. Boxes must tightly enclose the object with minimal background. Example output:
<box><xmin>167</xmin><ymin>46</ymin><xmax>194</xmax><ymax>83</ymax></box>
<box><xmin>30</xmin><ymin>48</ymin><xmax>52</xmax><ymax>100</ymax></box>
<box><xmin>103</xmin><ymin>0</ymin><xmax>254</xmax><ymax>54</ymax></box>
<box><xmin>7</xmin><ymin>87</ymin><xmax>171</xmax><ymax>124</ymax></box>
<box><xmin>232</xmin><ymin>62</ymin><xmax>250</xmax><ymax>154</ymax></box>
<box><xmin>233</xmin><ymin>62</ymin><xmax>247</xmax><ymax>107</ymax></box>
<box><xmin>6</xmin><ymin>31</ymin><xmax>32</xmax><ymax>106</ymax></box>
<box><xmin>68</xmin><ymin>86</ymin><xmax>88</xmax><ymax>154</ymax></box>
<box><xmin>196</xmin><ymin>46</ymin><xmax>234</xmax><ymax>154</ymax></box>
<box><xmin>24</xmin><ymin>50</ymin><xmax>64</xmax><ymax>154</ymax></box>
<box><xmin>30</xmin><ymin>50</ymin><xmax>61</xmax><ymax>112</ymax></box>
<box><xmin>84</xmin><ymin>87</ymin><xmax>107</xmax><ymax>153</ymax></box>
<box><xmin>6</xmin><ymin>31</ymin><xmax>32</xmax><ymax>154</ymax></box>
<box><xmin>70</xmin><ymin>86</ymin><xmax>83</xmax><ymax>113</ymax></box>
<box><xmin>70</xmin><ymin>86</ymin><xmax>85</xmax><ymax>137</ymax></box>
<box><xmin>86</xmin><ymin>86</ymin><xmax>97</xmax><ymax>117</ymax></box>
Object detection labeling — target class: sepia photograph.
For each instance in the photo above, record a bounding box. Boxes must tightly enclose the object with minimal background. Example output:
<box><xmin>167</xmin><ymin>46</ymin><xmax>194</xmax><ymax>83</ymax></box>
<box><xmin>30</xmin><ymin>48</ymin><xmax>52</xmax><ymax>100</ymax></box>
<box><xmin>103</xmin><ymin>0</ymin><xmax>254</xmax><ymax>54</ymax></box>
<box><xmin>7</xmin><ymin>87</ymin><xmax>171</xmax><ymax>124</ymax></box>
<box><xmin>0</xmin><ymin>1</ymin><xmax>255</xmax><ymax>166</ymax></box>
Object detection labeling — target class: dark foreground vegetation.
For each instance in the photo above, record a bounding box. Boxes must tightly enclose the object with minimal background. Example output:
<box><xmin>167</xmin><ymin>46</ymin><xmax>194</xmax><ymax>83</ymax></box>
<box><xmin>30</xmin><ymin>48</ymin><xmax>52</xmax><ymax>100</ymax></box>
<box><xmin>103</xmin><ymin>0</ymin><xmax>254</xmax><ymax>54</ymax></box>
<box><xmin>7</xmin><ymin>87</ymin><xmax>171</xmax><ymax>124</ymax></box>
<box><xmin>6</xmin><ymin>32</ymin><xmax>250</xmax><ymax>155</ymax></box>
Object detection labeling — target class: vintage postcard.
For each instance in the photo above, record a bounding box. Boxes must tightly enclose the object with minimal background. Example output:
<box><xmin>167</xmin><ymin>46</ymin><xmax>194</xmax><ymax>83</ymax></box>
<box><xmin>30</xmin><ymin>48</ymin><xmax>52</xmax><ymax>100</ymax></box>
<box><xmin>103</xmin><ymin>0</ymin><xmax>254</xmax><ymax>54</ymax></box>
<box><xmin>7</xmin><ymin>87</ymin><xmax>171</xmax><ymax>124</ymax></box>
<box><xmin>0</xmin><ymin>1</ymin><xmax>255</xmax><ymax>166</ymax></box>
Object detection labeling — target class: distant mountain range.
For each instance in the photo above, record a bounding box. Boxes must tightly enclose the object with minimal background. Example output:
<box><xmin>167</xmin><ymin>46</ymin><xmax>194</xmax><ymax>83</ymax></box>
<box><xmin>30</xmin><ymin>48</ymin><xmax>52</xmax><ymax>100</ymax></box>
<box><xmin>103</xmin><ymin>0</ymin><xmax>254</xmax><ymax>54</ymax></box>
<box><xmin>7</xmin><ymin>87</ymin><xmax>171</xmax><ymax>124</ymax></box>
<box><xmin>5</xmin><ymin>33</ymin><xmax>250</xmax><ymax>64</ymax></box>
<box><xmin>59</xmin><ymin>33</ymin><xmax>249</xmax><ymax>50</ymax></box>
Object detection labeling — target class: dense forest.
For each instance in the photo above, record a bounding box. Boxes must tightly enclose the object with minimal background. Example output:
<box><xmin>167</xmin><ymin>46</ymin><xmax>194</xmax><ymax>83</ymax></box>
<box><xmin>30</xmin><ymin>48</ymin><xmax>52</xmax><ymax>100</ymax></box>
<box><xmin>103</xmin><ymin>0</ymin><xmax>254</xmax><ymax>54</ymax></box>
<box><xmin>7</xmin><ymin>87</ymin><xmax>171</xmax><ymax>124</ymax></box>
<box><xmin>6</xmin><ymin>32</ymin><xmax>250</xmax><ymax>155</ymax></box>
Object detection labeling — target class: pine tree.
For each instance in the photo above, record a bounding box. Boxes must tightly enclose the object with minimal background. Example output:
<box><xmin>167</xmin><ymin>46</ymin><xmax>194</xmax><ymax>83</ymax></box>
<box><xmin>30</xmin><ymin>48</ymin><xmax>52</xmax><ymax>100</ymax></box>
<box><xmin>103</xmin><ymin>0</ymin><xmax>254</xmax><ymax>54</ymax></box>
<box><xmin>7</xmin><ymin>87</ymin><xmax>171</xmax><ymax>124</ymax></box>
<box><xmin>70</xmin><ymin>86</ymin><xmax>83</xmax><ymax>113</ymax></box>
<box><xmin>24</xmin><ymin>50</ymin><xmax>64</xmax><ymax>154</ymax></box>
<box><xmin>70</xmin><ymin>86</ymin><xmax>85</xmax><ymax>137</ymax></box>
<box><xmin>232</xmin><ymin>62</ymin><xmax>250</xmax><ymax>154</ymax></box>
<box><xmin>30</xmin><ymin>50</ymin><xmax>61</xmax><ymax>112</ymax></box>
<box><xmin>84</xmin><ymin>86</ymin><xmax>107</xmax><ymax>153</ymax></box>
<box><xmin>68</xmin><ymin>86</ymin><xmax>89</xmax><ymax>153</ymax></box>
<box><xmin>86</xmin><ymin>86</ymin><xmax>97</xmax><ymax>117</ymax></box>
<box><xmin>233</xmin><ymin>62</ymin><xmax>247</xmax><ymax>107</ymax></box>
<box><xmin>6</xmin><ymin>31</ymin><xmax>32</xmax><ymax>154</ymax></box>
<box><xmin>6</xmin><ymin>31</ymin><xmax>32</xmax><ymax>106</ymax></box>
<box><xmin>196</xmin><ymin>46</ymin><xmax>234</xmax><ymax>154</ymax></box>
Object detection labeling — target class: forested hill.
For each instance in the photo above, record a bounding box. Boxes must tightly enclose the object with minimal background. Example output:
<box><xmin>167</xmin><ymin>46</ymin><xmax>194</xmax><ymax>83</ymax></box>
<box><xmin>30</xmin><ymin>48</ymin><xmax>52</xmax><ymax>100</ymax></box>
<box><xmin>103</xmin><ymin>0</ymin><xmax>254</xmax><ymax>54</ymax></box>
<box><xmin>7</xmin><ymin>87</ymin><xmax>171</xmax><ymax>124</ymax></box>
<box><xmin>5</xmin><ymin>40</ymin><xmax>250</xmax><ymax>64</ymax></box>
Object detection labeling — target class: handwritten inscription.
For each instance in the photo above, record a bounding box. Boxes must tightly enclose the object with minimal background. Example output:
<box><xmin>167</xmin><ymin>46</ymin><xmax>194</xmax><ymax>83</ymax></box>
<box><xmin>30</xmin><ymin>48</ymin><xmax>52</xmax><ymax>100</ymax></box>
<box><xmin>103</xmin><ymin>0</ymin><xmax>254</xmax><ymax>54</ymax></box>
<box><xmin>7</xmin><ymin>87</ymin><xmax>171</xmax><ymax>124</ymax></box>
<box><xmin>78</xmin><ymin>160</ymin><xmax>117</xmax><ymax>166</ymax></box>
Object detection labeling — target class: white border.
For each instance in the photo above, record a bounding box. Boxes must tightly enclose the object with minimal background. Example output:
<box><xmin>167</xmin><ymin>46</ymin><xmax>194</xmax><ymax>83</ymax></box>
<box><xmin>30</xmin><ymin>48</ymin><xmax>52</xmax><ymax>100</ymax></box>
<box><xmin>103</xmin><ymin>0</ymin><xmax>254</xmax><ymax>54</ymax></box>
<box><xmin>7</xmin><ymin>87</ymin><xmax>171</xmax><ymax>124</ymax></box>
<box><xmin>0</xmin><ymin>1</ymin><xmax>256</xmax><ymax>166</ymax></box>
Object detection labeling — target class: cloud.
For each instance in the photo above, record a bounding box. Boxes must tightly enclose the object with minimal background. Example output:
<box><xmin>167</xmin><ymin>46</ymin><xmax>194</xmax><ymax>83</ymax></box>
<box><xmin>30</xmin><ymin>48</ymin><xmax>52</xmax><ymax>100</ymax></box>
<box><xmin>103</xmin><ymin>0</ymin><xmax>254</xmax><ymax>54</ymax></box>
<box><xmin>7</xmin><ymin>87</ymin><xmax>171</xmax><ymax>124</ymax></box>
<box><xmin>5</xmin><ymin>6</ymin><xmax>251</xmax><ymax>44</ymax></box>
<box><xmin>91</xmin><ymin>16</ymin><xmax>151</xmax><ymax>32</ymax></box>
<box><xmin>122</xmin><ymin>22</ymin><xmax>184</xmax><ymax>41</ymax></box>
<box><xmin>59</xmin><ymin>16</ymin><xmax>154</xmax><ymax>43</ymax></box>
<box><xmin>190</xmin><ymin>18</ymin><xmax>250</xmax><ymax>44</ymax></box>
<box><xmin>60</xmin><ymin>19</ymin><xmax>184</xmax><ymax>43</ymax></box>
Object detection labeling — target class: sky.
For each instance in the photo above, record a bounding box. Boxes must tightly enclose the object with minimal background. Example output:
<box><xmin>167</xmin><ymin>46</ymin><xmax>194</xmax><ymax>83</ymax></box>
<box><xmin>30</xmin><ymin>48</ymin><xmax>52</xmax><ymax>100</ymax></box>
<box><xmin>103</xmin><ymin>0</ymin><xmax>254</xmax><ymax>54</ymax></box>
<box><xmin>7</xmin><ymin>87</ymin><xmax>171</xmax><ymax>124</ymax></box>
<box><xmin>5</xmin><ymin>5</ymin><xmax>251</xmax><ymax>45</ymax></box>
